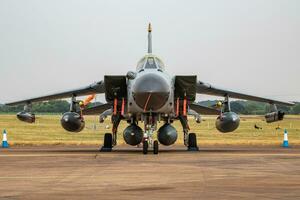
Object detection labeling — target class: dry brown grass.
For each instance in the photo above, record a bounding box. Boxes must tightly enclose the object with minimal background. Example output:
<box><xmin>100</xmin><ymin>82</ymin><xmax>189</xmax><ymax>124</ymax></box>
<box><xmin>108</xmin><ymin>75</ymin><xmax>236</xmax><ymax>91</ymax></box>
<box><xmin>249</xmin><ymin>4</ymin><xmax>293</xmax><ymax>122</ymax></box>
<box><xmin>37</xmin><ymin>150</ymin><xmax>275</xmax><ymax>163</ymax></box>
<box><xmin>0</xmin><ymin>114</ymin><xmax>300</xmax><ymax>146</ymax></box>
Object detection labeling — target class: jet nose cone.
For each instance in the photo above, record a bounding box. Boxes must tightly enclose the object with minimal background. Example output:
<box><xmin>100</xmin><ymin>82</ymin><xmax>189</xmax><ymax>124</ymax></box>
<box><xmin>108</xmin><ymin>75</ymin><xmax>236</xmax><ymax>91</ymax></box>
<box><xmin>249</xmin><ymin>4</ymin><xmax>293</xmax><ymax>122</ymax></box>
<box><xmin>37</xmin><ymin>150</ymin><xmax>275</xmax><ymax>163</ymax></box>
<box><xmin>133</xmin><ymin>73</ymin><xmax>170</xmax><ymax>111</ymax></box>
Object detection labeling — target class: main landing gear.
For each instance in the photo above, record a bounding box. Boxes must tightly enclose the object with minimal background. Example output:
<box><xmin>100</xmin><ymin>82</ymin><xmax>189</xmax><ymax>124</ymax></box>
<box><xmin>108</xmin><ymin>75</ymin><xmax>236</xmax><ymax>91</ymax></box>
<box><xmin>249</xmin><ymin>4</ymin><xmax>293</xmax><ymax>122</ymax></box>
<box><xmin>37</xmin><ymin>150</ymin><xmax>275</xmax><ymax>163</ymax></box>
<box><xmin>100</xmin><ymin>114</ymin><xmax>121</xmax><ymax>152</ymax></box>
<box><xmin>179</xmin><ymin>115</ymin><xmax>199</xmax><ymax>151</ymax></box>
<box><xmin>188</xmin><ymin>133</ymin><xmax>199</xmax><ymax>151</ymax></box>
<box><xmin>101</xmin><ymin>133</ymin><xmax>113</xmax><ymax>152</ymax></box>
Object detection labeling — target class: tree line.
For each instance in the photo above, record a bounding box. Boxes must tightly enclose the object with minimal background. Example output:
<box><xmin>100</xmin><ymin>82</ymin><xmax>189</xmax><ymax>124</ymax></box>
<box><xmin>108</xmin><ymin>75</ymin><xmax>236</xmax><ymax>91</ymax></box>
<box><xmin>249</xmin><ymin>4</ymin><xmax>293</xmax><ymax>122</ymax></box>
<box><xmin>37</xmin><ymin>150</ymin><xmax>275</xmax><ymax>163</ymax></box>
<box><xmin>0</xmin><ymin>100</ymin><xmax>299</xmax><ymax>114</ymax></box>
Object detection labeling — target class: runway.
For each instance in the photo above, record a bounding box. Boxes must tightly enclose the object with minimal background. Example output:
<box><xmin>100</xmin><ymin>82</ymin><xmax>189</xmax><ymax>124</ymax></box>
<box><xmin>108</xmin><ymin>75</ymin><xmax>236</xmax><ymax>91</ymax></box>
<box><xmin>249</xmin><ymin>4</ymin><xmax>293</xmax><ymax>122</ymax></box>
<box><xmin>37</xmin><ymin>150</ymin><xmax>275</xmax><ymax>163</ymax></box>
<box><xmin>1</xmin><ymin>146</ymin><xmax>300</xmax><ymax>200</ymax></box>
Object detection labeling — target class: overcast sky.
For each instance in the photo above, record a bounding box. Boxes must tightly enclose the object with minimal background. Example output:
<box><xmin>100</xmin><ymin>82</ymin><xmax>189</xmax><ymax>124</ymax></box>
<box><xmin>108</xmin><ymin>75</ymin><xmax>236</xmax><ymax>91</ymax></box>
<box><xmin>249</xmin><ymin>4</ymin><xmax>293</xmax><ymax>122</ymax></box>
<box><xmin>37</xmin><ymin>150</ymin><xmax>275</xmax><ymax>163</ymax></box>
<box><xmin>0</xmin><ymin>0</ymin><xmax>299</xmax><ymax>104</ymax></box>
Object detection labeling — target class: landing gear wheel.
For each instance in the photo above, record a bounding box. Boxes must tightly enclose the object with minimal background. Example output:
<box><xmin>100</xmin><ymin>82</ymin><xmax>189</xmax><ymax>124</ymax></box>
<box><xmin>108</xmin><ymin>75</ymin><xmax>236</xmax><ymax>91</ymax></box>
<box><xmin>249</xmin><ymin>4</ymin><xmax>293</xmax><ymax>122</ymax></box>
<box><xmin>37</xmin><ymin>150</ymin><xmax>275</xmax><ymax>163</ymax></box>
<box><xmin>153</xmin><ymin>140</ymin><xmax>159</xmax><ymax>154</ymax></box>
<box><xmin>143</xmin><ymin>140</ymin><xmax>148</xmax><ymax>154</ymax></box>
<box><xmin>100</xmin><ymin>133</ymin><xmax>112</xmax><ymax>152</ymax></box>
<box><xmin>188</xmin><ymin>133</ymin><xmax>199</xmax><ymax>151</ymax></box>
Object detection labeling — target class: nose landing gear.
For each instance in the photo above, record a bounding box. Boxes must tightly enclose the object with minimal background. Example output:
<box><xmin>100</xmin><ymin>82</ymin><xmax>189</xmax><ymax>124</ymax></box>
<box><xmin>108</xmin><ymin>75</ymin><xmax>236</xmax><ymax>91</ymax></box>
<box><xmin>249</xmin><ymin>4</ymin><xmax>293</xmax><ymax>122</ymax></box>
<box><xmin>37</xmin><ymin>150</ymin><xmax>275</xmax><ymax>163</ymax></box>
<box><xmin>143</xmin><ymin>140</ymin><xmax>148</xmax><ymax>154</ymax></box>
<box><xmin>142</xmin><ymin>122</ymin><xmax>159</xmax><ymax>155</ymax></box>
<box><xmin>142</xmin><ymin>139</ymin><xmax>159</xmax><ymax>155</ymax></box>
<box><xmin>153</xmin><ymin>140</ymin><xmax>159</xmax><ymax>154</ymax></box>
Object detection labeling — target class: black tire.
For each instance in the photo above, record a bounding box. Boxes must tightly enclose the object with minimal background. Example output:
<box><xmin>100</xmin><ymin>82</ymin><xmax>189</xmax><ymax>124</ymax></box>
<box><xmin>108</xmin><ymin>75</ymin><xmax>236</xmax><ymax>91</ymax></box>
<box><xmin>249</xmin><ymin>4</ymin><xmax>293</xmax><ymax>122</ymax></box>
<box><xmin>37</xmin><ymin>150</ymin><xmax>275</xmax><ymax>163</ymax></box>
<box><xmin>104</xmin><ymin>133</ymin><xmax>112</xmax><ymax>148</ymax></box>
<box><xmin>153</xmin><ymin>140</ymin><xmax>159</xmax><ymax>154</ymax></box>
<box><xmin>188</xmin><ymin>133</ymin><xmax>197</xmax><ymax>148</ymax></box>
<box><xmin>143</xmin><ymin>140</ymin><xmax>148</xmax><ymax>154</ymax></box>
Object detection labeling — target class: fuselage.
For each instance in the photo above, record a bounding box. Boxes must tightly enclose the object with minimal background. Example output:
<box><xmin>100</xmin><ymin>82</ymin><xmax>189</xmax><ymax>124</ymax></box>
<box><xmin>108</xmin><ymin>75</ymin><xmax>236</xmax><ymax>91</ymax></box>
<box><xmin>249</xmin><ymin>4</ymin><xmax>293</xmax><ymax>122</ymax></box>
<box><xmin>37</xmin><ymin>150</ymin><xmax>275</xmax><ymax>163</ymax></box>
<box><xmin>127</xmin><ymin>54</ymin><xmax>174</xmax><ymax>115</ymax></box>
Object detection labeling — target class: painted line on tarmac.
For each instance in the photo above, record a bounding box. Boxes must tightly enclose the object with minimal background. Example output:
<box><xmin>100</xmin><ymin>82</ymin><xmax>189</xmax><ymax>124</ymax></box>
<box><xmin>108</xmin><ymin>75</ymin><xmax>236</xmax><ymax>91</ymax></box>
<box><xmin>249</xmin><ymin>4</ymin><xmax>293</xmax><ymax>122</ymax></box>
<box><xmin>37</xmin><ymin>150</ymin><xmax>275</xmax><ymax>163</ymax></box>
<box><xmin>0</xmin><ymin>175</ymin><xmax>96</xmax><ymax>179</ymax></box>
<box><xmin>0</xmin><ymin>154</ymin><xmax>96</xmax><ymax>157</ymax></box>
<box><xmin>0</xmin><ymin>176</ymin><xmax>62</xmax><ymax>179</ymax></box>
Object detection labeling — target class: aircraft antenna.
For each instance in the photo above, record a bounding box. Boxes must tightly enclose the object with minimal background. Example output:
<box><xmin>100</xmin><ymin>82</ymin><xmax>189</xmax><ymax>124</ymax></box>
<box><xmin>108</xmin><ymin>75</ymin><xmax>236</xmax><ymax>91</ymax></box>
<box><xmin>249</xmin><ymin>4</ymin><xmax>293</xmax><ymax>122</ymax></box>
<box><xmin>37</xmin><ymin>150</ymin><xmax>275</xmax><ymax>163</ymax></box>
<box><xmin>148</xmin><ymin>23</ymin><xmax>152</xmax><ymax>54</ymax></box>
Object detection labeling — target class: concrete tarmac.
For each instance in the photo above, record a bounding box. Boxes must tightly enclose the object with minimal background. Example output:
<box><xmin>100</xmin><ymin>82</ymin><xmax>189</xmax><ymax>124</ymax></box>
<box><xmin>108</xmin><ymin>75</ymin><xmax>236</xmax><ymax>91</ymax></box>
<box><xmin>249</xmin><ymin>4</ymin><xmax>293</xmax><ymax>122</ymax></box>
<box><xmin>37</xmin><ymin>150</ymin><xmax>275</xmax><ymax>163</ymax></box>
<box><xmin>0</xmin><ymin>145</ymin><xmax>300</xmax><ymax>200</ymax></box>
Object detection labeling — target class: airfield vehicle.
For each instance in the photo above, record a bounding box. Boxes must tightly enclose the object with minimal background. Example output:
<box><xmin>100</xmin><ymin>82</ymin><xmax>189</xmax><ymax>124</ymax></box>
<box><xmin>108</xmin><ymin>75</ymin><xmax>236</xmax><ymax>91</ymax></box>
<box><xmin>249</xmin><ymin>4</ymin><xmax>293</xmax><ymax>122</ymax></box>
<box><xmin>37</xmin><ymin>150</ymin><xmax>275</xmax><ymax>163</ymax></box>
<box><xmin>6</xmin><ymin>24</ymin><xmax>293</xmax><ymax>154</ymax></box>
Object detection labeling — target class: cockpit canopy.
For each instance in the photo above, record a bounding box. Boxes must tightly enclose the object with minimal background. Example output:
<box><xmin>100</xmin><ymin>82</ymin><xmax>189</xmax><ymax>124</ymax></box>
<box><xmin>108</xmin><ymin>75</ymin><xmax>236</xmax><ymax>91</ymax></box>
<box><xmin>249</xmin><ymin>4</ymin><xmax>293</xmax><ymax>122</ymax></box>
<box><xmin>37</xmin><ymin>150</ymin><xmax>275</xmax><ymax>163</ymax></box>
<box><xmin>136</xmin><ymin>55</ymin><xmax>165</xmax><ymax>71</ymax></box>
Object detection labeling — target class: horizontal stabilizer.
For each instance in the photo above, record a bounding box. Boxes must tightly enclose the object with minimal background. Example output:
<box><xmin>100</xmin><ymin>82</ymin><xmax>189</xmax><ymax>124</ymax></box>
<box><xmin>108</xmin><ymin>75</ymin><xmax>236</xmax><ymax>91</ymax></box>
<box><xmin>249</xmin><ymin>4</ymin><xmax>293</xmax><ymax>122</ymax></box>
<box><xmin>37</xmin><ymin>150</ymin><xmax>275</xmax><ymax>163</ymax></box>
<box><xmin>189</xmin><ymin>103</ymin><xmax>220</xmax><ymax>115</ymax></box>
<box><xmin>82</xmin><ymin>103</ymin><xmax>112</xmax><ymax>115</ymax></box>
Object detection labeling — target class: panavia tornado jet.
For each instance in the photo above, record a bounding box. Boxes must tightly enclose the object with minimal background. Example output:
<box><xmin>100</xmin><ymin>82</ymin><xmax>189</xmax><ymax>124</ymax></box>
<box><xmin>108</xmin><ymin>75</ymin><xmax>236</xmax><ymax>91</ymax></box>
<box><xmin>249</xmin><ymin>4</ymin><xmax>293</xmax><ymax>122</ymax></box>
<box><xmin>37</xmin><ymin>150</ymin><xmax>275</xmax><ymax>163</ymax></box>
<box><xmin>6</xmin><ymin>23</ymin><xmax>294</xmax><ymax>154</ymax></box>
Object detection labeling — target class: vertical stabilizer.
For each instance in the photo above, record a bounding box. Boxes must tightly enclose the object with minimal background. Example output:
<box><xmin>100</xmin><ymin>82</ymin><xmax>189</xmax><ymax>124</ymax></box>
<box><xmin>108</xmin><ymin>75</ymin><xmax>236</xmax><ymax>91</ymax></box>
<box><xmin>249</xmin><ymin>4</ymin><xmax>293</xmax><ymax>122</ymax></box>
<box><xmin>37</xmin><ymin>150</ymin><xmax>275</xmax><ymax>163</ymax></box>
<box><xmin>148</xmin><ymin>23</ymin><xmax>152</xmax><ymax>54</ymax></box>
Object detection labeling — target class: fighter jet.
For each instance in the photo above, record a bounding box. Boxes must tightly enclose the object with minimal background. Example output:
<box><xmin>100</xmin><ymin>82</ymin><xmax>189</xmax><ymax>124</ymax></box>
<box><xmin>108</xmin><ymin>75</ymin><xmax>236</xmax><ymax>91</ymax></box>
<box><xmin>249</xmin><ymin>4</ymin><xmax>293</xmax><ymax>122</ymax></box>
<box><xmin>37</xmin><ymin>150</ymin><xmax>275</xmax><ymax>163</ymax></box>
<box><xmin>6</xmin><ymin>23</ymin><xmax>294</xmax><ymax>154</ymax></box>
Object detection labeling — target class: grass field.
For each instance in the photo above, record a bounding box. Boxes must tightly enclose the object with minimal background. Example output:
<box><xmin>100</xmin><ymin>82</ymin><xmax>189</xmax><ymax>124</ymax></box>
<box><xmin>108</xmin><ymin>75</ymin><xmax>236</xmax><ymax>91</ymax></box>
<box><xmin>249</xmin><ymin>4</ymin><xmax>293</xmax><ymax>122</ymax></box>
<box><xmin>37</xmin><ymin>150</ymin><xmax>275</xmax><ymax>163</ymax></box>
<box><xmin>0</xmin><ymin>114</ymin><xmax>300</xmax><ymax>146</ymax></box>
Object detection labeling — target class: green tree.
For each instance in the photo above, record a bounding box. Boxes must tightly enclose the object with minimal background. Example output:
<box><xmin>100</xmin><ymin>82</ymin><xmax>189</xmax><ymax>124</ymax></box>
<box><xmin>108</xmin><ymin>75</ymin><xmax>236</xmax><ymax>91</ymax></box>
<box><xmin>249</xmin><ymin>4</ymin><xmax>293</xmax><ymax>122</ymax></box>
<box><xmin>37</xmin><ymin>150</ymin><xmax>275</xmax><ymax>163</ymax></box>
<box><xmin>292</xmin><ymin>103</ymin><xmax>300</xmax><ymax>114</ymax></box>
<box><xmin>231</xmin><ymin>101</ymin><xmax>247</xmax><ymax>114</ymax></box>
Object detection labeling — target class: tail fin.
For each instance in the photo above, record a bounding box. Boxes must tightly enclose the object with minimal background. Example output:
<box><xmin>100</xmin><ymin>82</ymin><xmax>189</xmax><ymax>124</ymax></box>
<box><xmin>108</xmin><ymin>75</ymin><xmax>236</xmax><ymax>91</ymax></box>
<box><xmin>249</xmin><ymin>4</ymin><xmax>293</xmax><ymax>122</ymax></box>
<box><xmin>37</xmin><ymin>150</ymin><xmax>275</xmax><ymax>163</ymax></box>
<box><xmin>148</xmin><ymin>23</ymin><xmax>152</xmax><ymax>54</ymax></box>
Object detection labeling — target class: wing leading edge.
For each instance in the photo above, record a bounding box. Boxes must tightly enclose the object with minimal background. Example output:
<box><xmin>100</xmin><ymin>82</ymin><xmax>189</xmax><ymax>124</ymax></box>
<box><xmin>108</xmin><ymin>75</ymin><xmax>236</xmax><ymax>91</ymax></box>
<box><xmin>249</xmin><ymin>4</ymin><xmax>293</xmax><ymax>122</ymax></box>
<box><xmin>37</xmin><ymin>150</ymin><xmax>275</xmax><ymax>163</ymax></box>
<box><xmin>6</xmin><ymin>81</ymin><xmax>105</xmax><ymax>106</ymax></box>
<box><xmin>197</xmin><ymin>81</ymin><xmax>294</xmax><ymax>106</ymax></box>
